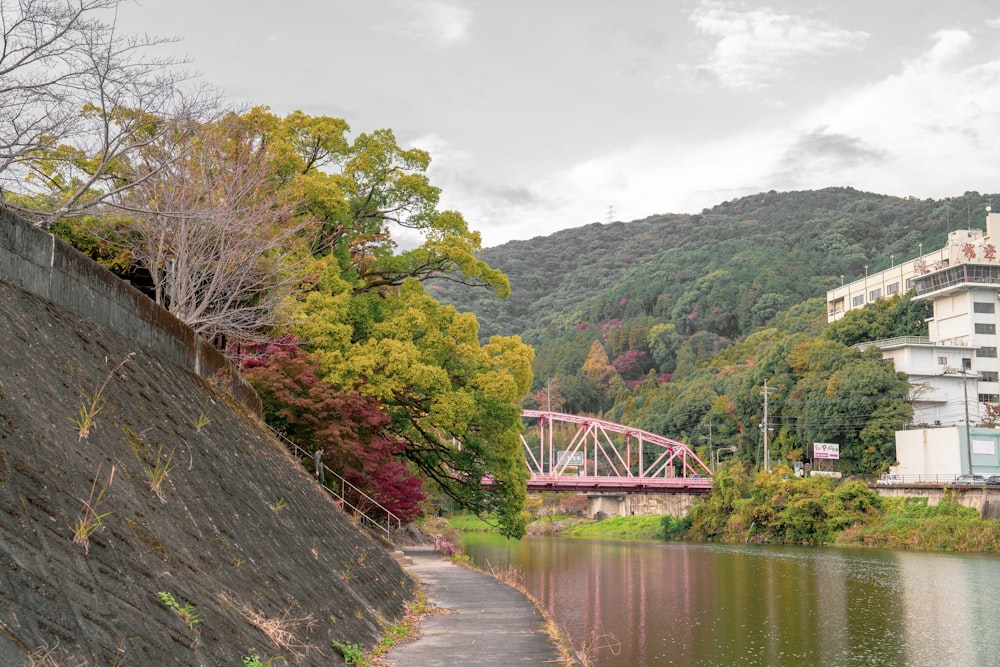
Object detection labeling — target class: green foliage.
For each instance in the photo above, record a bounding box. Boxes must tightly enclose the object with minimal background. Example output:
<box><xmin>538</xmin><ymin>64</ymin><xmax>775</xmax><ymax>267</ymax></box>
<box><xmin>157</xmin><ymin>591</ymin><xmax>202</xmax><ymax>631</ymax></box>
<box><xmin>687</xmin><ymin>467</ymin><xmax>883</xmax><ymax>544</ymax></box>
<box><xmin>435</xmin><ymin>188</ymin><xmax>984</xmax><ymax>350</ymax></box>
<box><xmin>661</xmin><ymin>514</ymin><xmax>692</xmax><ymax>539</ymax></box>
<box><xmin>242</xmin><ymin>650</ymin><xmax>281</xmax><ymax>667</ymax></box>
<box><xmin>331</xmin><ymin>640</ymin><xmax>368</xmax><ymax>665</ymax></box>
<box><xmin>824</xmin><ymin>291</ymin><xmax>932</xmax><ymax>346</ymax></box>
<box><xmin>836</xmin><ymin>496</ymin><xmax>1000</xmax><ymax>551</ymax></box>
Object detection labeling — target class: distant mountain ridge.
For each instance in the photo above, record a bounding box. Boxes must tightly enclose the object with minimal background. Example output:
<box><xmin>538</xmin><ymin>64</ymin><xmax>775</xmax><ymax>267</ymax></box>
<box><xmin>435</xmin><ymin>187</ymin><xmax>994</xmax><ymax>349</ymax></box>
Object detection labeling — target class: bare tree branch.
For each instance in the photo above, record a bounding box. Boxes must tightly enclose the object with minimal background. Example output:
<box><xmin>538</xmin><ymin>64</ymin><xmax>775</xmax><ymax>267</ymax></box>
<box><xmin>0</xmin><ymin>0</ymin><xmax>214</xmax><ymax>227</ymax></box>
<box><xmin>111</xmin><ymin>114</ymin><xmax>314</xmax><ymax>343</ymax></box>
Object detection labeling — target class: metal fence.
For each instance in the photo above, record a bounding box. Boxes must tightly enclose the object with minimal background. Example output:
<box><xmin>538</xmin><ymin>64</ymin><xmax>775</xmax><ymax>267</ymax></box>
<box><xmin>876</xmin><ymin>473</ymin><xmax>991</xmax><ymax>485</ymax></box>
<box><xmin>265</xmin><ymin>425</ymin><xmax>402</xmax><ymax>540</ymax></box>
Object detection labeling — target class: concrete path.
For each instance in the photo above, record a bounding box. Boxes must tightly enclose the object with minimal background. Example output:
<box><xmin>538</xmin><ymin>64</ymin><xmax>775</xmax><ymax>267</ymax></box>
<box><xmin>383</xmin><ymin>547</ymin><xmax>566</xmax><ymax>666</ymax></box>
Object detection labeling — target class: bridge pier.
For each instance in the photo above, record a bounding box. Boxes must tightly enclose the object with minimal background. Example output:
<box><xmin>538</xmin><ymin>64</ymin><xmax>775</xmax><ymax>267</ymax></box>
<box><xmin>585</xmin><ymin>492</ymin><xmax>701</xmax><ymax>519</ymax></box>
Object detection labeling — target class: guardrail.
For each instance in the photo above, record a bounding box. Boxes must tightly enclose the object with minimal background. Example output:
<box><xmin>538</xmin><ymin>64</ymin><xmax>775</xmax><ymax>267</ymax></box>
<box><xmin>876</xmin><ymin>473</ymin><xmax>997</xmax><ymax>486</ymax></box>
<box><xmin>265</xmin><ymin>425</ymin><xmax>402</xmax><ymax>539</ymax></box>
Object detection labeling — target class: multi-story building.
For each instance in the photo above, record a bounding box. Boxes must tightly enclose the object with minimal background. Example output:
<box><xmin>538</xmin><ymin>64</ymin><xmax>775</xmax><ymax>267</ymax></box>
<box><xmin>825</xmin><ymin>209</ymin><xmax>1000</xmax><ymax>478</ymax></box>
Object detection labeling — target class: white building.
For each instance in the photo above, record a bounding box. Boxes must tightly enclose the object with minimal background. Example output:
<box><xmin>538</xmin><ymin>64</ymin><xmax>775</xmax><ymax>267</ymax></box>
<box><xmin>826</xmin><ymin>209</ymin><xmax>1000</xmax><ymax>477</ymax></box>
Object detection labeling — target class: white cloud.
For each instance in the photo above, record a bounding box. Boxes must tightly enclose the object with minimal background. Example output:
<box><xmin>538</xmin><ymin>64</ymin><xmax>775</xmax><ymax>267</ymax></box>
<box><xmin>771</xmin><ymin>28</ymin><xmax>1000</xmax><ymax>196</ymax></box>
<box><xmin>689</xmin><ymin>0</ymin><xmax>868</xmax><ymax>90</ymax></box>
<box><xmin>378</xmin><ymin>2</ymin><xmax>473</xmax><ymax>47</ymax></box>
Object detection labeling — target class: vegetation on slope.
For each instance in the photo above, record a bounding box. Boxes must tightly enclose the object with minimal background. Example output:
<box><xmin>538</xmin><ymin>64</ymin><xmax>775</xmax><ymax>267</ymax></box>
<box><xmin>685</xmin><ymin>466</ymin><xmax>1000</xmax><ymax>552</ymax></box>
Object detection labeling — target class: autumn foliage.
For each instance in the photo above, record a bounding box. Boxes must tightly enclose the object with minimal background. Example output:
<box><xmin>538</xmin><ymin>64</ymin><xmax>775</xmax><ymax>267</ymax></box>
<box><xmin>242</xmin><ymin>339</ymin><xmax>425</xmax><ymax>523</ymax></box>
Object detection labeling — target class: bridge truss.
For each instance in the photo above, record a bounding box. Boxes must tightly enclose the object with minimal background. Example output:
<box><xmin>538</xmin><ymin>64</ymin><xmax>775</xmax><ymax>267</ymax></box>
<box><xmin>521</xmin><ymin>410</ymin><xmax>713</xmax><ymax>493</ymax></box>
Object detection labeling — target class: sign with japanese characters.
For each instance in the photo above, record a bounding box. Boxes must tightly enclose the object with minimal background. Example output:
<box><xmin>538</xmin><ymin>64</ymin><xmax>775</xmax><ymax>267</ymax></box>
<box><xmin>813</xmin><ymin>442</ymin><xmax>840</xmax><ymax>460</ymax></box>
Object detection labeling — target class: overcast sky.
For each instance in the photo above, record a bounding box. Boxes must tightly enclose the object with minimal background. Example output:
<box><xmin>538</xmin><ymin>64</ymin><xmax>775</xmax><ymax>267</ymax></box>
<box><xmin>116</xmin><ymin>1</ymin><xmax>1000</xmax><ymax>248</ymax></box>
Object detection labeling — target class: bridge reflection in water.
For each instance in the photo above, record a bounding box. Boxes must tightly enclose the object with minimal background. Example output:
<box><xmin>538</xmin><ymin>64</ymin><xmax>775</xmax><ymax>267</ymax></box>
<box><xmin>521</xmin><ymin>410</ymin><xmax>713</xmax><ymax>494</ymax></box>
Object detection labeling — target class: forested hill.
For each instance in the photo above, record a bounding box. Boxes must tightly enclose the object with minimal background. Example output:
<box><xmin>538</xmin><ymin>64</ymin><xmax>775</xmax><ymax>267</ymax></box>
<box><xmin>435</xmin><ymin>187</ymin><xmax>993</xmax><ymax>346</ymax></box>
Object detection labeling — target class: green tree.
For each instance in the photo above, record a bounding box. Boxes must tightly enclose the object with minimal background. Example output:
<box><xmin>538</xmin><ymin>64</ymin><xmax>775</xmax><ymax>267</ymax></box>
<box><xmin>648</xmin><ymin>322</ymin><xmax>683</xmax><ymax>373</ymax></box>
<box><xmin>295</xmin><ymin>278</ymin><xmax>534</xmax><ymax>538</ymax></box>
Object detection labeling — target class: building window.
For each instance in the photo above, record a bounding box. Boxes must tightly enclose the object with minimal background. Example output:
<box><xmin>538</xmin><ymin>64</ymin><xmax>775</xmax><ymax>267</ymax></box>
<box><xmin>905</xmin><ymin>277</ymin><xmax>914</xmax><ymax>289</ymax></box>
<box><xmin>852</xmin><ymin>295</ymin><xmax>864</xmax><ymax>307</ymax></box>
<box><xmin>981</xmin><ymin>371</ymin><xmax>999</xmax><ymax>382</ymax></box>
<box><xmin>869</xmin><ymin>288</ymin><xmax>881</xmax><ymax>300</ymax></box>
<box><xmin>975</xmin><ymin>302</ymin><xmax>996</xmax><ymax>313</ymax></box>
<box><xmin>975</xmin><ymin>323</ymin><xmax>997</xmax><ymax>334</ymax></box>
<box><xmin>977</xmin><ymin>348</ymin><xmax>997</xmax><ymax>358</ymax></box>
<box><xmin>938</xmin><ymin>356</ymin><xmax>948</xmax><ymax>365</ymax></box>
<box><xmin>980</xmin><ymin>394</ymin><xmax>1000</xmax><ymax>404</ymax></box>
<box><xmin>887</xmin><ymin>282</ymin><xmax>899</xmax><ymax>294</ymax></box>
<box><xmin>963</xmin><ymin>357</ymin><xmax>973</xmax><ymax>368</ymax></box>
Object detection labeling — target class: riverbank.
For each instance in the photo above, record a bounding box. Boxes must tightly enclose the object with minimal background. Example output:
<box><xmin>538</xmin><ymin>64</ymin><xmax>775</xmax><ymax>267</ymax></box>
<box><xmin>450</xmin><ymin>466</ymin><xmax>1000</xmax><ymax>553</ymax></box>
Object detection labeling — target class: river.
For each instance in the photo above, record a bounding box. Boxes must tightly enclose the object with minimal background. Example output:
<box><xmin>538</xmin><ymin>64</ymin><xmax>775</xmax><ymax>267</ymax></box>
<box><xmin>462</xmin><ymin>533</ymin><xmax>1000</xmax><ymax>666</ymax></box>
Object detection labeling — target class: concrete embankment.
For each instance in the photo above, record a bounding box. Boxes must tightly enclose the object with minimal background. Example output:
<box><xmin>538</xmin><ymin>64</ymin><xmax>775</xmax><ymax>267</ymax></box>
<box><xmin>0</xmin><ymin>209</ymin><xmax>413</xmax><ymax>664</ymax></box>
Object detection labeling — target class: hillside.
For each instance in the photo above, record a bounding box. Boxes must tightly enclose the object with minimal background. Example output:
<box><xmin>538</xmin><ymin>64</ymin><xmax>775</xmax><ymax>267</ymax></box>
<box><xmin>0</xmin><ymin>211</ymin><xmax>413</xmax><ymax>665</ymax></box>
<box><xmin>436</xmin><ymin>187</ymin><xmax>992</xmax><ymax>348</ymax></box>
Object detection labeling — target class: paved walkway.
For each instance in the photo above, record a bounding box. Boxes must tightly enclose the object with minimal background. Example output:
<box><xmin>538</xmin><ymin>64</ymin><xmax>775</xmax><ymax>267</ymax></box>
<box><xmin>383</xmin><ymin>547</ymin><xmax>566</xmax><ymax>666</ymax></box>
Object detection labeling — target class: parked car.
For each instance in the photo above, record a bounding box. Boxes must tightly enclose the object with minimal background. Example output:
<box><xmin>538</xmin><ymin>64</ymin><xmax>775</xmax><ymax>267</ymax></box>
<box><xmin>953</xmin><ymin>474</ymin><xmax>987</xmax><ymax>485</ymax></box>
<box><xmin>986</xmin><ymin>475</ymin><xmax>1000</xmax><ymax>485</ymax></box>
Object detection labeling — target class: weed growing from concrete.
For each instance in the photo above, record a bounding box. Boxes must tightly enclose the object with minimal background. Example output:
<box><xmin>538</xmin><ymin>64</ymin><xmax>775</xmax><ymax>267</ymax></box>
<box><xmin>331</xmin><ymin>640</ymin><xmax>367</xmax><ymax>665</ymax></box>
<box><xmin>241</xmin><ymin>650</ymin><xmax>282</xmax><ymax>666</ymax></box>
<box><xmin>26</xmin><ymin>641</ymin><xmax>87</xmax><ymax>666</ymax></box>
<box><xmin>219</xmin><ymin>593</ymin><xmax>315</xmax><ymax>659</ymax></box>
<box><xmin>145</xmin><ymin>446</ymin><xmax>175</xmax><ymax>501</ymax></box>
<box><xmin>269</xmin><ymin>498</ymin><xmax>288</xmax><ymax>513</ymax></box>
<box><xmin>338</xmin><ymin>560</ymin><xmax>356</xmax><ymax>583</ymax></box>
<box><xmin>195</xmin><ymin>413</ymin><xmax>212</xmax><ymax>432</ymax></box>
<box><xmin>69</xmin><ymin>352</ymin><xmax>134</xmax><ymax>440</ymax></box>
<box><xmin>71</xmin><ymin>465</ymin><xmax>114</xmax><ymax>553</ymax></box>
<box><xmin>157</xmin><ymin>591</ymin><xmax>202</xmax><ymax>631</ymax></box>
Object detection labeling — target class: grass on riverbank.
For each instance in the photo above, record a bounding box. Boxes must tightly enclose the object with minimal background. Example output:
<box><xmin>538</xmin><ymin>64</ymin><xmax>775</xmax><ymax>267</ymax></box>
<box><xmin>835</xmin><ymin>495</ymin><xmax>1000</xmax><ymax>552</ymax></box>
<box><xmin>562</xmin><ymin>515</ymin><xmax>664</xmax><ymax>541</ymax></box>
<box><xmin>446</xmin><ymin>513</ymin><xmax>496</xmax><ymax>532</ymax></box>
<box><xmin>448</xmin><ymin>511</ymin><xmax>672</xmax><ymax>542</ymax></box>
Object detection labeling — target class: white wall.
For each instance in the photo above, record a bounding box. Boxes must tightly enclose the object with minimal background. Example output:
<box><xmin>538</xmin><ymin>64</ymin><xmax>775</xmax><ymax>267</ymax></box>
<box><xmin>892</xmin><ymin>428</ymin><xmax>963</xmax><ymax>476</ymax></box>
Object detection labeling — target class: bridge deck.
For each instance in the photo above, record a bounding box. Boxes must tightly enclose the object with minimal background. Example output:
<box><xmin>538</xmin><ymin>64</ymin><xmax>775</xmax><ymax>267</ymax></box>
<box><xmin>527</xmin><ymin>474</ymin><xmax>712</xmax><ymax>493</ymax></box>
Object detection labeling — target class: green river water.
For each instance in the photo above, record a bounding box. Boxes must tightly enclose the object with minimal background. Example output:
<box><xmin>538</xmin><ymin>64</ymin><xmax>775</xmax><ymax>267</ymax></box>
<box><xmin>462</xmin><ymin>533</ymin><xmax>1000</xmax><ymax>666</ymax></box>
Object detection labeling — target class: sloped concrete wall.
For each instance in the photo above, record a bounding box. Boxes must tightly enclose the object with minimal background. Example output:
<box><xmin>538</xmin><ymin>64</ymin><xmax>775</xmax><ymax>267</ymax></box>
<box><xmin>0</xmin><ymin>211</ymin><xmax>413</xmax><ymax>664</ymax></box>
<box><xmin>0</xmin><ymin>209</ymin><xmax>260</xmax><ymax>415</ymax></box>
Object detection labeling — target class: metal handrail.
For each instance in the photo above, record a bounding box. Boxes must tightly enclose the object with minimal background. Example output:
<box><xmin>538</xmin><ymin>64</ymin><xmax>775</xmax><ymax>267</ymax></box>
<box><xmin>876</xmin><ymin>473</ymin><xmax>996</xmax><ymax>485</ymax></box>
<box><xmin>265</xmin><ymin>425</ymin><xmax>403</xmax><ymax>539</ymax></box>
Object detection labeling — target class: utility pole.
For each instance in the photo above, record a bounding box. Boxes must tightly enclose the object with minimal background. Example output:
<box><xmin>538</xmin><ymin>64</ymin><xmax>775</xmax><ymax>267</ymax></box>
<box><xmin>963</xmin><ymin>369</ymin><xmax>973</xmax><ymax>475</ymax></box>
<box><xmin>761</xmin><ymin>381</ymin><xmax>771</xmax><ymax>472</ymax></box>
<box><xmin>707</xmin><ymin>417</ymin><xmax>714</xmax><ymax>472</ymax></box>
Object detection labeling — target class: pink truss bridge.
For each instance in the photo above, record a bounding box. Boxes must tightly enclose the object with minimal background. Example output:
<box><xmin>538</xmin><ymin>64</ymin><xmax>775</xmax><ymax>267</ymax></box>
<box><xmin>521</xmin><ymin>410</ymin><xmax>713</xmax><ymax>493</ymax></box>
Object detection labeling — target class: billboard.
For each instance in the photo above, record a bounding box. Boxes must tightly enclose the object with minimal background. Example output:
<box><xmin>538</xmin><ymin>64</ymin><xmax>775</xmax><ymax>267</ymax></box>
<box><xmin>813</xmin><ymin>442</ymin><xmax>840</xmax><ymax>460</ymax></box>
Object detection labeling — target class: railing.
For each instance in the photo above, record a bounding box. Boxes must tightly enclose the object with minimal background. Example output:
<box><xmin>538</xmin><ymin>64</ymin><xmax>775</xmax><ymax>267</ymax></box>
<box><xmin>265</xmin><ymin>425</ymin><xmax>403</xmax><ymax>540</ymax></box>
<box><xmin>527</xmin><ymin>474</ymin><xmax>713</xmax><ymax>492</ymax></box>
<box><xmin>854</xmin><ymin>336</ymin><xmax>932</xmax><ymax>352</ymax></box>
<box><xmin>876</xmin><ymin>473</ymin><xmax>986</xmax><ymax>485</ymax></box>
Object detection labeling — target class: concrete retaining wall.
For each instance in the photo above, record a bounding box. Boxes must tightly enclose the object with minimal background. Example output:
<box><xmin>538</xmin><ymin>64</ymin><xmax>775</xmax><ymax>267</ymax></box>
<box><xmin>876</xmin><ymin>485</ymin><xmax>1000</xmax><ymax>520</ymax></box>
<box><xmin>586</xmin><ymin>492</ymin><xmax>701</xmax><ymax>518</ymax></box>
<box><xmin>0</xmin><ymin>208</ymin><xmax>260</xmax><ymax>415</ymax></box>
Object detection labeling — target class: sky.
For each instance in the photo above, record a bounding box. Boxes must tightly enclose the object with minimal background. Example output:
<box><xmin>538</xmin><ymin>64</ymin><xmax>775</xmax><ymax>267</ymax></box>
<box><xmin>115</xmin><ymin>1</ymin><xmax>1000</xmax><ymax>248</ymax></box>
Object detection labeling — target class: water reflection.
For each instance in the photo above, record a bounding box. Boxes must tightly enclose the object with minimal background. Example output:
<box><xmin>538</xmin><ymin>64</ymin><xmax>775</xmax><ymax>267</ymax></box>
<box><xmin>462</xmin><ymin>534</ymin><xmax>1000</xmax><ymax>666</ymax></box>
